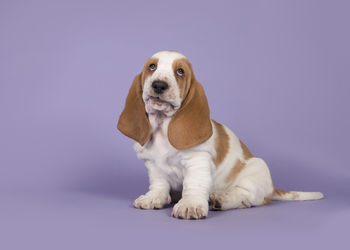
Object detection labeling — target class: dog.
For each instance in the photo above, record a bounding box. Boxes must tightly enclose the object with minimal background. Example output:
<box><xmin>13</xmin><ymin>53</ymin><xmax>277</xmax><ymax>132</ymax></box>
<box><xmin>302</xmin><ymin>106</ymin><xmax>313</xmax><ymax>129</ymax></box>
<box><xmin>117</xmin><ymin>50</ymin><xmax>324</xmax><ymax>219</ymax></box>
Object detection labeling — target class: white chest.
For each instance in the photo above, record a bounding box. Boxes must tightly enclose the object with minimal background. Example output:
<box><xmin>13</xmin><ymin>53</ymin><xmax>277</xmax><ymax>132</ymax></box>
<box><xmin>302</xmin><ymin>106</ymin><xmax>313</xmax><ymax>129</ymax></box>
<box><xmin>134</xmin><ymin>115</ymin><xmax>185</xmax><ymax>190</ymax></box>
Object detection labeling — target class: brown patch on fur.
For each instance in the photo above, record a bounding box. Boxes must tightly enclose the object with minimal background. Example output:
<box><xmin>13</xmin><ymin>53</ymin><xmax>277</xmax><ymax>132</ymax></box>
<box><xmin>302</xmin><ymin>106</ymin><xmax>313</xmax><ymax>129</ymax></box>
<box><xmin>225</xmin><ymin>159</ymin><xmax>246</xmax><ymax>184</ymax></box>
<box><xmin>273</xmin><ymin>189</ymin><xmax>300</xmax><ymax>200</ymax></box>
<box><xmin>274</xmin><ymin>189</ymin><xmax>289</xmax><ymax>197</ymax></box>
<box><xmin>168</xmin><ymin>70</ymin><xmax>212</xmax><ymax>150</ymax></box>
<box><xmin>223</xmin><ymin>140</ymin><xmax>252</xmax><ymax>184</ymax></box>
<box><xmin>117</xmin><ymin>56</ymin><xmax>163</xmax><ymax>145</ymax></box>
<box><xmin>141</xmin><ymin>57</ymin><xmax>159</xmax><ymax>88</ymax></box>
<box><xmin>117</xmin><ymin>74</ymin><xmax>151</xmax><ymax>146</ymax></box>
<box><xmin>263</xmin><ymin>192</ymin><xmax>274</xmax><ymax>205</ymax></box>
<box><xmin>240</xmin><ymin>140</ymin><xmax>253</xmax><ymax>160</ymax></box>
<box><xmin>172</xmin><ymin>58</ymin><xmax>193</xmax><ymax>99</ymax></box>
<box><xmin>263</xmin><ymin>198</ymin><xmax>270</xmax><ymax>205</ymax></box>
<box><xmin>212</xmin><ymin>120</ymin><xmax>229</xmax><ymax>168</ymax></box>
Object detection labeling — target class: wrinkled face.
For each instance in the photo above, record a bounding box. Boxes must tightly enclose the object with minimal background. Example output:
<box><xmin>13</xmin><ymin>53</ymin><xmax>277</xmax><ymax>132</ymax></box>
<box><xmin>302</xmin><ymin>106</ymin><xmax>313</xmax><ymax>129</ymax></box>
<box><xmin>141</xmin><ymin>51</ymin><xmax>193</xmax><ymax>116</ymax></box>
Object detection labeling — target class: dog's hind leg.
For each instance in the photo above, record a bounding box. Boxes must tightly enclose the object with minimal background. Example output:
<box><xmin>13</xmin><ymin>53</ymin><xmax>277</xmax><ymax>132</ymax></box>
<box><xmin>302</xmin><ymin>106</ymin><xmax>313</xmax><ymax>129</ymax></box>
<box><xmin>210</xmin><ymin>157</ymin><xmax>274</xmax><ymax>210</ymax></box>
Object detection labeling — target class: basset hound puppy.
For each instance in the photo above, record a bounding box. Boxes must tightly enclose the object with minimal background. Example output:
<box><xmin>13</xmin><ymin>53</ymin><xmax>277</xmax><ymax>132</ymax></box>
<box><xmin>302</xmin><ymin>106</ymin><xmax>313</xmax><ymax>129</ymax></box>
<box><xmin>117</xmin><ymin>50</ymin><xmax>324</xmax><ymax>219</ymax></box>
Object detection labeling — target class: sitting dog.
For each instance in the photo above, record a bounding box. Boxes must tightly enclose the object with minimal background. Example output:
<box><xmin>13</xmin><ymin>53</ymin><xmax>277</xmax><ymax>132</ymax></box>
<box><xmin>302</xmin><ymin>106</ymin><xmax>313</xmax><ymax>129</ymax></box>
<box><xmin>117</xmin><ymin>50</ymin><xmax>323</xmax><ymax>219</ymax></box>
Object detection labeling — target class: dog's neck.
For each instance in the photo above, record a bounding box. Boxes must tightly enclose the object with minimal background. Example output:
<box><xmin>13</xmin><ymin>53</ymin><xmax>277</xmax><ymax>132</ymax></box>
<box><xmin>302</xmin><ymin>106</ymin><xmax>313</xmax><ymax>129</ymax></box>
<box><xmin>148</xmin><ymin>111</ymin><xmax>171</xmax><ymax>134</ymax></box>
<box><xmin>144</xmin><ymin>99</ymin><xmax>178</xmax><ymax>143</ymax></box>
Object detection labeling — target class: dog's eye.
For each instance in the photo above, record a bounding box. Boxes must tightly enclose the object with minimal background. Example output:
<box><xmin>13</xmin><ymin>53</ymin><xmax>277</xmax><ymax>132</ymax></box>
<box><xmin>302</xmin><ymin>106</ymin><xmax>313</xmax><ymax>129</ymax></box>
<box><xmin>176</xmin><ymin>68</ymin><xmax>184</xmax><ymax>76</ymax></box>
<box><xmin>149</xmin><ymin>64</ymin><xmax>157</xmax><ymax>71</ymax></box>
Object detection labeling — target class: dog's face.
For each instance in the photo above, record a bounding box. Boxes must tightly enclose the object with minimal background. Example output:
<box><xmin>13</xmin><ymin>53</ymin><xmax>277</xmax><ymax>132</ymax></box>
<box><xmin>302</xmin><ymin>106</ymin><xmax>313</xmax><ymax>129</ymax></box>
<box><xmin>118</xmin><ymin>50</ymin><xmax>212</xmax><ymax>150</ymax></box>
<box><xmin>141</xmin><ymin>51</ymin><xmax>193</xmax><ymax>117</ymax></box>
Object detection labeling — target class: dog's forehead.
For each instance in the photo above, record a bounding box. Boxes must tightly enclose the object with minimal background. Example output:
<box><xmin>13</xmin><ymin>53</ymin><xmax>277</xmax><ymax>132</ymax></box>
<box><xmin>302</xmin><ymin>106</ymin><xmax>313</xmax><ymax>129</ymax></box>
<box><xmin>151</xmin><ymin>51</ymin><xmax>186</xmax><ymax>69</ymax></box>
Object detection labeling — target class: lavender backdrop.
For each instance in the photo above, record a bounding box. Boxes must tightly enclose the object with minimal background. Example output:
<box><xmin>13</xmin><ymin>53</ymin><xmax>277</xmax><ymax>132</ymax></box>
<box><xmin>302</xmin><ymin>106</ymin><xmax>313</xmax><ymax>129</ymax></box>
<box><xmin>1</xmin><ymin>0</ymin><xmax>349</xmax><ymax>249</ymax></box>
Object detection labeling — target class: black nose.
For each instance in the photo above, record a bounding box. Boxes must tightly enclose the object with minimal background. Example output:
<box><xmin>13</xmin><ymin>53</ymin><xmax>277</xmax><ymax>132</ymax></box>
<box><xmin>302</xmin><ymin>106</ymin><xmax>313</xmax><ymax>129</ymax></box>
<box><xmin>152</xmin><ymin>81</ymin><xmax>168</xmax><ymax>94</ymax></box>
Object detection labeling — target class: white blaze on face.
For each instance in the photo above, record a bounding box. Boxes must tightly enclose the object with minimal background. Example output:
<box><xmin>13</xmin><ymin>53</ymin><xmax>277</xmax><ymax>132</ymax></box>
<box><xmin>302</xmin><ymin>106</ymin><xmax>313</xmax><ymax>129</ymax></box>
<box><xmin>143</xmin><ymin>51</ymin><xmax>186</xmax><ymax>116</ymax></box>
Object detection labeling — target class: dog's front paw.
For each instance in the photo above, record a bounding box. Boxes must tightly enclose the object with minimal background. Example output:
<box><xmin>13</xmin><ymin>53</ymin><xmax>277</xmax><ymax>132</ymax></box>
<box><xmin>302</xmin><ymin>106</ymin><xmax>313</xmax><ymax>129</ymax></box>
<box><xmin>172</xmin><ymin>198</ymin><xmax>208</xmax><ymax>219</ymax></box>
<box><xmin>133</xmin><ymin>192</ymin><xmax>171</xmax><ymax>209</ymax></box>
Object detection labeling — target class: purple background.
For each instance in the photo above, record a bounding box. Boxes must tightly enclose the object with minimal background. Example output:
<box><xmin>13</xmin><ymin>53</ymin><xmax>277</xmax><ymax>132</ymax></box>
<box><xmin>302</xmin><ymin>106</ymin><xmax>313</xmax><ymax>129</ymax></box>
<box><xmin>1</xmin><ymin>0</ymin><xmax>349</xmax><ymax>249</ymax></box>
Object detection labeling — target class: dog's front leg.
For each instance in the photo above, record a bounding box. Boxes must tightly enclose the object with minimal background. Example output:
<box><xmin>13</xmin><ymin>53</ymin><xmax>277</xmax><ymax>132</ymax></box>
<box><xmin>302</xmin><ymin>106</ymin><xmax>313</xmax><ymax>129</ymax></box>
<box><xmin>172</xmin><ymin>152</ymin><xmax>213</xmax><ymax>219</ymax></box>
<box><xmin>133</xmin><ymin>161</ymin><xmax>171</xmax><ymax>209</ymax></box>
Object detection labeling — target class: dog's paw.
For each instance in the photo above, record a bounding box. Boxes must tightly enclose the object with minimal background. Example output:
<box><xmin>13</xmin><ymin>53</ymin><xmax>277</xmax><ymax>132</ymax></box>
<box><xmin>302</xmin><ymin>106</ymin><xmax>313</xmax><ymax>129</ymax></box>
<box><xmin>209</xmin><ymin>193</ymin><xmax>226</xmax><ymax>210</ymax></box>
<box><xmin>209</xmin><ymin>192</ymin><xmax>253</xmax><ymax>210</ymax></box>
<box><xmin>133</xmin><ymin>193</ymin><xmax>171</xmax><ymax>209</ymax></box>
<box><xmin>172</xmin><ymin>198</ymin><xmax>208</xmax><ymax>219</ymax></box>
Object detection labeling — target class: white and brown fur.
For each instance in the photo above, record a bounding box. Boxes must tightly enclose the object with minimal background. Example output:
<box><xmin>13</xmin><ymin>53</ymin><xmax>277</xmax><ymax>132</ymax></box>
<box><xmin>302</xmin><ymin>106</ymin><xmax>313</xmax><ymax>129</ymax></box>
<box><xmin>117</xmin><ymin>50</ymin><xmax>324</xmax><ymax>220</ymax></box>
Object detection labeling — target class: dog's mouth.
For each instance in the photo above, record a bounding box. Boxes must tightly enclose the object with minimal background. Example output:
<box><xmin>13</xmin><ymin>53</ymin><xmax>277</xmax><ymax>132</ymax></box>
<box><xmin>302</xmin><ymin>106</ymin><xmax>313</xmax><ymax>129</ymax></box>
<box><xmin>149</xmin><ymin>96</ymin><xmax>169</xmax><ymax>104</ymax></box>
<box><xmin>144</xmin><ymin>95</ymin><xmax>180</xmax><ymax>116</ymax></box>
<box><xmin>146</xmin><ymin>96</ymin><xmax>178</xmax><ymax>109</ymax></box>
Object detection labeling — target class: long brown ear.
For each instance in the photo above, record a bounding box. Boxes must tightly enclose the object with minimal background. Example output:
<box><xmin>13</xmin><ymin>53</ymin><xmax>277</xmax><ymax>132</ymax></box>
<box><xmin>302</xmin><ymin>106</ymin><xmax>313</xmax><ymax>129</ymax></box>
<box><xmin>168</xmin><ymin>79</ymin><xmax>213</xmax><ymax>150</ymax></box>
<box><xmin>117</xmin><ymin>74</ymin><xmax>150</xmax><ymax>146</ymax></box>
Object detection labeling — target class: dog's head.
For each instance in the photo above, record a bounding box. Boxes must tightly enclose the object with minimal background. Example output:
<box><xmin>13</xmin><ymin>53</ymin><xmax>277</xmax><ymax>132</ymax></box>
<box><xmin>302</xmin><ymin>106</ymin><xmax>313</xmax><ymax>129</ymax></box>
<box><xmin>117</xmin><ymin>51</ymin><xmax>212</xmax><ymax>150</ymax></box>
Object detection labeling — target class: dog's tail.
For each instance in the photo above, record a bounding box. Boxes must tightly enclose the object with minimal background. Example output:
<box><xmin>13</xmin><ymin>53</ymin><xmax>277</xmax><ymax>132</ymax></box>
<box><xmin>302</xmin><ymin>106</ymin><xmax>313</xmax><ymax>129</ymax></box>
<box><xmin>272</xmin><ymin>189</ymin><xmax>324</xmax><ymax>201</ymax></box>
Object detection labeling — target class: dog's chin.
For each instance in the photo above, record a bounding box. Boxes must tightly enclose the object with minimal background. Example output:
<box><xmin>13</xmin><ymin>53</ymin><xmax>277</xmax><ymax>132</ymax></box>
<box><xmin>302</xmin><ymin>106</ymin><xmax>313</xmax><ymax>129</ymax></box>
<box><xmin>145</xmin><ymin>96</ymin><xmax>179</xmax><ymax>116</ymax></box>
